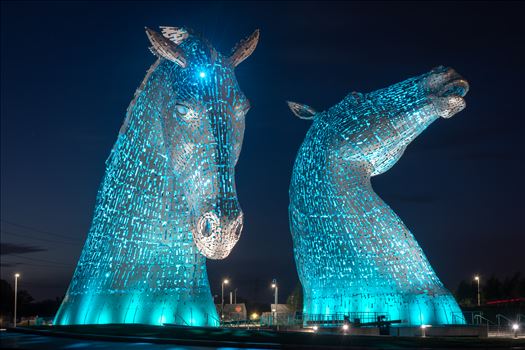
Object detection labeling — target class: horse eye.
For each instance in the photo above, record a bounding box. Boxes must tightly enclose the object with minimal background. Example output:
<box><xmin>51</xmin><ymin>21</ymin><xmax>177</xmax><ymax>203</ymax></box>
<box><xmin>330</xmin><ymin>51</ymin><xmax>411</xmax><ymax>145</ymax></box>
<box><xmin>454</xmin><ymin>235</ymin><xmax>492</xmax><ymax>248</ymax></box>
<box><xmin>175</xmin><ymin>104</ymin><xmax>189</xmax><ymax>116</ymax></box>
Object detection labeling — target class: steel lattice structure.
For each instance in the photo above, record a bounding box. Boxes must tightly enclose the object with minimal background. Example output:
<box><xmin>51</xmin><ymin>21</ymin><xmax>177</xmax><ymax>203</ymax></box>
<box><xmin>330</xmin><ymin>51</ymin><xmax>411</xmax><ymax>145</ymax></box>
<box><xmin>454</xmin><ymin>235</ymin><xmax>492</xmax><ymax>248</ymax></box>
<box><xmin>54</xmin><ymin>26</ymin><xmax>259</xmax><ymax>326</ymax></box>
<box><xmin>288</xmin><ymin>67</ymin><xmax>469</xmax><ymax>326</ymax></box>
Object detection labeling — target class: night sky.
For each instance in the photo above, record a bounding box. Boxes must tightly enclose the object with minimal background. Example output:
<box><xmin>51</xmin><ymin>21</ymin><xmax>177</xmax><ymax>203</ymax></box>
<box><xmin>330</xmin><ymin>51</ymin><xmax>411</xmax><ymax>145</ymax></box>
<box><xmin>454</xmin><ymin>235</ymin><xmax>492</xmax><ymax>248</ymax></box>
<box><xmin>1</xmin><ymin>1</ymin><xmax>524</xmax><ymax>304</ymax></box>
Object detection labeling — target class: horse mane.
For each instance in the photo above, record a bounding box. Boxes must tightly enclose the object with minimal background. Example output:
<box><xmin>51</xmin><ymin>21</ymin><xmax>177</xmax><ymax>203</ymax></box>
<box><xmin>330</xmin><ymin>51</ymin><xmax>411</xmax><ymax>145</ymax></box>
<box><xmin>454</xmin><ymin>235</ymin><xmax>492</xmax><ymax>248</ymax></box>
<box><xmin>119</xmin><ymin>59</ymin><xmax>162</xmax><ymax>136</ymax></box>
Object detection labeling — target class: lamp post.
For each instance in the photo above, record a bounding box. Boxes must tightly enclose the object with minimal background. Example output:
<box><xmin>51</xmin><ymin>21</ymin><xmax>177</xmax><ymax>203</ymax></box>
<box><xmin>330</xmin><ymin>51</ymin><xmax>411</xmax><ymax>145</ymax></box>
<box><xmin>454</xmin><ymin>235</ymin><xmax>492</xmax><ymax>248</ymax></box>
<box><xmin>474</xmin><ymin>275</ymin><xmax>480</xmax><ymax>306</ymax></box>
<box><xmin>14</xmin><ymin>273</ymin><xmax>20</xmax><ymax>328</ymax></box>
<box><xmin>234</xmin><ymin>288</ymin><xmax>237</xmax><ymax>304</ymax></box>
<box><xmin>221</xmin><ymin>279</ymin><xmax>229</xmax><ymax>318</ymax></box>
<box><xmin>271</xmin><ymin>279</ymin><xmax>278</xmax><ymax>323</ymax></box>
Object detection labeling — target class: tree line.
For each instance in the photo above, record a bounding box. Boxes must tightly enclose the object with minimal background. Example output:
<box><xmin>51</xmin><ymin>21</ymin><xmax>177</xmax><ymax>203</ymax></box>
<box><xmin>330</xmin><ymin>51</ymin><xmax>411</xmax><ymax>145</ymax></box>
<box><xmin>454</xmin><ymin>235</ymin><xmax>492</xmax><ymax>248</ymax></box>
<box><xmin>0</xmin><ymin>279</ymin><xmax>62</xmax><ymax>320</ymax></box>
<box><xmin>454</xmin><ymin>272</ymin><xmax>525</xmax><ymax>307</ymax></box>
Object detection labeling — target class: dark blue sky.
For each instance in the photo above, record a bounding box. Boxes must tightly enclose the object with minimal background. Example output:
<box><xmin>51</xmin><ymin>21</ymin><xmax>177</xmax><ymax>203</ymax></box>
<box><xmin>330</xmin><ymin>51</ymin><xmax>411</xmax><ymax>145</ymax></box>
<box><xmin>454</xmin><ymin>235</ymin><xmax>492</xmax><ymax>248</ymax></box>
<box><xmin>1</xmin><ymin>1</ymin><xmax>524</xmax><ymax>303</ymax></box>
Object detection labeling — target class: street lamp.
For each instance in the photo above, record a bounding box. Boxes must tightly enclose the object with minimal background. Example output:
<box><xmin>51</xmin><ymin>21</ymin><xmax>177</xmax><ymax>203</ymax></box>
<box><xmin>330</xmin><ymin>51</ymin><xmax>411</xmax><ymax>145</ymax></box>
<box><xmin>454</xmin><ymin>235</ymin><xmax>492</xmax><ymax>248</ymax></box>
<box><xmin>221</xmin><ymin>278</ymin><xmax>229</xmax><ymax>318</ymax></box>
<box><xmin>271</xmin><ymin>279</ymin><xmax>278</xmax><ymax>324</ymax></box>
<box><xmin>474</xmin><ymin>275</ymin><xmax>480</xmax><ymax>306</ymax></box>
<box><xmin>14</xmin><ymin>273</ymin><xmax>20</xmax><ymax>328</ymax></box>
<box><xmin>271</xmin><ymin>279</ymin><xmax>278</xmax><ymax>307</ymax></box>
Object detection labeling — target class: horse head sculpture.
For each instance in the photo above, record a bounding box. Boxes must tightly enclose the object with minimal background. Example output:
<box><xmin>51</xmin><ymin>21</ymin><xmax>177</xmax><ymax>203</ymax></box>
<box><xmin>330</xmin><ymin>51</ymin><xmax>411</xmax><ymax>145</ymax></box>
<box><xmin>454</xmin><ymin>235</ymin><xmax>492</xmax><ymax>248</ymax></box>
<box><xmin>287</xmin><ymin>67</ymin><xmax>469</xmax><ymax>325</ymax></box>
<box><xmin>54</xmin><ymin>27</ymin><xmax>258</xmax><ymax>326</ymax></box>
<box><xmin>144</xmin><ymin>26</ymin><xmax>259</xmax><ymax>259</ymax></box>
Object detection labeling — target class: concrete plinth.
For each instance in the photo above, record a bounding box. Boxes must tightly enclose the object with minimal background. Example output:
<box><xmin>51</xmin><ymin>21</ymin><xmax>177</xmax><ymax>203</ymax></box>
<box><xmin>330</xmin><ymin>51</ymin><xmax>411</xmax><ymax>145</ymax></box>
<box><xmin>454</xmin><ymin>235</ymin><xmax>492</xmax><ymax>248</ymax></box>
<box><xmin>390</xmin><ymin>325</ymin><xmax>488</xmax><ymax>338</ymax></box>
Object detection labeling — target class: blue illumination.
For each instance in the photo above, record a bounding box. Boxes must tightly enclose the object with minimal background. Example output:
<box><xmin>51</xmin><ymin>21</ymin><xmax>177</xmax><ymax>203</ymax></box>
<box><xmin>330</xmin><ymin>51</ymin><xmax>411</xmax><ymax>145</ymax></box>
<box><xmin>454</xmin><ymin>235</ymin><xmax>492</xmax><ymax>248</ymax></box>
<box><xmin>54</xmin><ymin>26</ymin><xmax>258</xmax><ymax>327</ymax></box>
<box><xmin>288</xmin><ymin>66</ymin><xmax>469</xmax><ymax>326</ymax></box>
<box><xmin>199</xmin><ymin>71</ymin><xmax>206</xmax><ymax>78</ymax></box>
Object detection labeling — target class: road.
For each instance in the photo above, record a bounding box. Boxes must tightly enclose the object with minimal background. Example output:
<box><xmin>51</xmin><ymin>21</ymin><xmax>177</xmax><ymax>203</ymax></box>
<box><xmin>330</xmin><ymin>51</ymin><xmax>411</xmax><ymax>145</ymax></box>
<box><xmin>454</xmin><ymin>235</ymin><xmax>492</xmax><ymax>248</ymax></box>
<box><xmin>0</xmin><ymin>331</ymin><xmax>263</xmax><ymax>350</ymax></box>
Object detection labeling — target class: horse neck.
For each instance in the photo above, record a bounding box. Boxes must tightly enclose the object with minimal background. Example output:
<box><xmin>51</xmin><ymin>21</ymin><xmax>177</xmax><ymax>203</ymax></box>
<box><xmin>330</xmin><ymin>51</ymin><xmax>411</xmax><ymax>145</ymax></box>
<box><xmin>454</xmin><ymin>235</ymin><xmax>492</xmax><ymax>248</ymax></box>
<box><xmin>105</xmin><ymin>59</ymin><xmax>188</xmax><ymax>214</ymax></box>
<box><xmin>291</xmin><ymin>123</ymin><xmax>444</xmax><ymax>290</ymax></box>
<box><xmin>291</xmin><ymin>120</ymin><xmax>372</xmax><ymax>214</ymax></box>
<box><xmin>291</xmin><ymin>120</ymin><xmax>416</xmax><ymax>244</ymax></box>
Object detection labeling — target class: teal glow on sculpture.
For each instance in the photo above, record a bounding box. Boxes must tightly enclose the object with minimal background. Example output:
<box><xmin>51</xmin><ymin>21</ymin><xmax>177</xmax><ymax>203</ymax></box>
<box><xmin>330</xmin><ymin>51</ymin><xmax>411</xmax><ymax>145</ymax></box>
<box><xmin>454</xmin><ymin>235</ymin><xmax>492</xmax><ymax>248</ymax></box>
<box><xmin>288</xmin><ymin>67</ymin><xmax>469</xmax><ymax>326</ymax></box>
<box><xmin>54</xmin><ymin>26</ymin><xmax>259</xmax><ymax>326</ymax></box>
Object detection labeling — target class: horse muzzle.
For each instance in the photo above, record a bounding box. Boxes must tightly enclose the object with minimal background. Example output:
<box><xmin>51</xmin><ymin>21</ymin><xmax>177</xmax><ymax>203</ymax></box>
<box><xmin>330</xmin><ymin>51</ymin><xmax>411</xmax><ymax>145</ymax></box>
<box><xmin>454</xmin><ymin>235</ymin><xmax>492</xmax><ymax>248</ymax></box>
<box><xmin>192</xmin><ymin>210</ymin><xmax>243</xmax><ymax>259</ymax></box>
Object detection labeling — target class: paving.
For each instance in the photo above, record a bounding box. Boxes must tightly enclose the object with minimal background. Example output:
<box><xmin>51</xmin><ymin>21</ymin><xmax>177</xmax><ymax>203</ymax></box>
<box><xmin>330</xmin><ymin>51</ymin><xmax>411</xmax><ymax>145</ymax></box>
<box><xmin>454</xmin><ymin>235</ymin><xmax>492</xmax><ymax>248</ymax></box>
<box><xmin>1</xmin><ymin>325</ymin><xmax>525</xmax><ymax>349</ymax></box>
<box><xmin>0</xmin><ymin>331</ymin><xmax>236</xmax><ymax>350</ymax></box>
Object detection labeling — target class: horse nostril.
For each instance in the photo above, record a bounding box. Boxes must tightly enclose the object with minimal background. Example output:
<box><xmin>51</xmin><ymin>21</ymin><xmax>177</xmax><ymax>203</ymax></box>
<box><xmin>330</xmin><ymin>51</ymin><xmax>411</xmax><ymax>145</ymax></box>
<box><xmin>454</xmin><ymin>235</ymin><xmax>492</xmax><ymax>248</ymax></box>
<box><xmin>197</xmin><ymin>212</ymin><xmax>219</xmax><ymax>238</ymax></box>
<box><xmin>202</xmin><ymin>219</ymin><xmax>212</xmax><ymax>237</ymax></box>
<box><xmin>233</xmin><ymin>221</ymin><xmax>243</xmax><ymax>237</ymax></box>
<box><xmin>232</xmin><ymin>212</ymin><xmax>244</xmax><ymax>237</ymax></box>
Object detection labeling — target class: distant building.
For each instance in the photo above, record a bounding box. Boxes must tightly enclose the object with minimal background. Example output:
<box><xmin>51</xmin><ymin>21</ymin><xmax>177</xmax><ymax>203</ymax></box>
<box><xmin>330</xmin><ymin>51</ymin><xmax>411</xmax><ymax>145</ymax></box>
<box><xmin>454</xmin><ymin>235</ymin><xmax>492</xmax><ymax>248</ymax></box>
<box><xmin>261</xmin><ymin>304</ymin><xmax>294</xmax><ymax>326</ymax></box>
<box><xmin>216</xmin><ymin>303</ymin><xmax>247</xmax><ymax>321</ymax></box>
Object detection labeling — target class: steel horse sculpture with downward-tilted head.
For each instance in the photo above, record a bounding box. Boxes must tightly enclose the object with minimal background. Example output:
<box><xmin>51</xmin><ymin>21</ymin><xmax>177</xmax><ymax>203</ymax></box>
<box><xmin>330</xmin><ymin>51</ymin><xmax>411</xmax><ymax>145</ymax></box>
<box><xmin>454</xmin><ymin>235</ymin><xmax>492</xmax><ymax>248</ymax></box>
<box><xmin>54</xmin><ymin>26</ymin><xmax>259</xmax><ymax>326</ymax></box>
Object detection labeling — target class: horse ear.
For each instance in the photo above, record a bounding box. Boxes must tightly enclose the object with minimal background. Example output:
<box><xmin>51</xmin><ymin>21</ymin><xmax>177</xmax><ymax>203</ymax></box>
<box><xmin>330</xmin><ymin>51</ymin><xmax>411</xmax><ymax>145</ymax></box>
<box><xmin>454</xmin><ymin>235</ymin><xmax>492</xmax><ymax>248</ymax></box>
<box><xmin>159</xmin><ymin>26</ymin><xmax>189</xmax><ymax>44</ymax></box>
<box><xmin>286</xmin><ymin>101</ymin><xmax>317</xmax><ymax>120</ymax></box>
<box><xmin>145</xmin><ymin>27</ymin><xmax>187</xmax><ymax>68</ymax></box>
<box><xmin>229</xmin><ymin>29</ymin><xmax>260</xmax><ymax>67</ymax></box>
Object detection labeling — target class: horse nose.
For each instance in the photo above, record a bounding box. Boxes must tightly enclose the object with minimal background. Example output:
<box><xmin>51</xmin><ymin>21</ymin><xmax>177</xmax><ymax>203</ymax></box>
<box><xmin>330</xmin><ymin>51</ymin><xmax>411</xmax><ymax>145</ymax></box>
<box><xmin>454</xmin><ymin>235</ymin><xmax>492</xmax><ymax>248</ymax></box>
<box><xmin>193</xmin><ymin>210</ymin><xmax>243</xmax><ymax>259</ymax></box>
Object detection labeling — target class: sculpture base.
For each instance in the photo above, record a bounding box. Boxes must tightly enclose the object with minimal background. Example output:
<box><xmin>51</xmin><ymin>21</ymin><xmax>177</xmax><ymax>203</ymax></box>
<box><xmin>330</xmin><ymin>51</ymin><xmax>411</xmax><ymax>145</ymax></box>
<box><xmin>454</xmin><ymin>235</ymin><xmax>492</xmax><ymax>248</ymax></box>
<box><xmin>54</xmin><ymin>292</ymin><xmax>219</xmax><ymax>327</ymax></box>
<box><xmin>303</xmin><ymin>289</ymin><xmax>465</xmax><ymax>326</ymax></box>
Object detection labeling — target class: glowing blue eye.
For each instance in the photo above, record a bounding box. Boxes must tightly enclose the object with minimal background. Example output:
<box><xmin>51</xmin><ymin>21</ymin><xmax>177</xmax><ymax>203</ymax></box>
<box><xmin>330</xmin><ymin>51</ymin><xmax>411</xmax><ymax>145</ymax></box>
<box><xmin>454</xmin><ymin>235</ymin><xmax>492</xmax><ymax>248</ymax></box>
<box><xmin>199</xmin><ymin>71</ymin><xmax>206</xmax><ymax>78</ymax></box>
<box><xmin>175</xmin><ymin>104</ymin><xmax>189</xmax><ymax>116</ymax></box>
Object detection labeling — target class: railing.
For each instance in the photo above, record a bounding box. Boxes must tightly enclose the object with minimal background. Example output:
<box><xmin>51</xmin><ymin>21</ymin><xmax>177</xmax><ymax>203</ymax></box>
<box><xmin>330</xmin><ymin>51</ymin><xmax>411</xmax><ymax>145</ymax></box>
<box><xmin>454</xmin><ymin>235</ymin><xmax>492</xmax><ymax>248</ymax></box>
<box><xmin>496</xmin><ymin>314</ymin><xmax>513</xmax><ymax>326</ymax></box>
<box><xmin>217</xmin><ymin>310</ymin><xmax>525</xmax><ymax>337</ymax></box>
<box><xmin>174</xmin><ymin>313</ymin><xmax>190</xmax><ymax>326</ymax></box>
<box><xmin>451</xmin><ymin>312</ymin><xmax>467</xmax><ymax>324</ymax></box>
<box><xmin>473</xmin><ymin>314</ymin><xmax>493</xmax><ymax>325</ymax></box>
<box><xmin>303</xmin><ymin>312</ymin><xmax>386</xmax><ymax>326</ymax></box>
<box><xmin>222</xmin><ymin>318</ymin><xmax>262</xmax><ymax>328</ymax></box>
<box><xmin>460</xmin><ymin>310</ymin><xmax>484</xmax><ymax>325</ymax></box>
<box><xmin>472</xmin><ymin>314</ymin><xmax>494</xmax><ymax>335</ymax></box>
<box><xmin>495</xmin><ymin>314</ymin><xmax>525</xmax><ymax>337</ymax></box>
<box><xmin>260</xmin><ymin>312</ymin><xmax>301</xmax><ymax>327</ymax></box>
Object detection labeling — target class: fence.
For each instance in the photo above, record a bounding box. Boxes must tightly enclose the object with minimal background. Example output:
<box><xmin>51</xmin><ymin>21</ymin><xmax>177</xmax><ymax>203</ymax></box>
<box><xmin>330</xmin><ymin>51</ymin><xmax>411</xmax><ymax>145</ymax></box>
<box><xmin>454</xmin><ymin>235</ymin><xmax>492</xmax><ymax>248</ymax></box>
<box><xmin>225</xmin><ymin>310</ymin><xmax>524</xmax><ymax>337</ymax></box>
<box><xmin>257</xmin><ymin>311</ymin><xmax>389</xmax><ymax>327</ymax></box>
